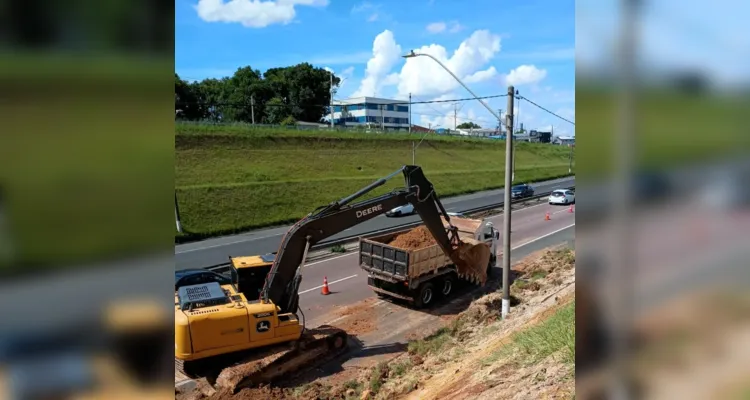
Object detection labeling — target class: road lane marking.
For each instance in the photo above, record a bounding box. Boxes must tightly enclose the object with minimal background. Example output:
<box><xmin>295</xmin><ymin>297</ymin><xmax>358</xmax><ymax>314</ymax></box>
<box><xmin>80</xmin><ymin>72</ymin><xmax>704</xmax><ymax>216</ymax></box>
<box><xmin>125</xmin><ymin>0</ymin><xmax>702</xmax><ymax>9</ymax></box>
<box><xmin>176</xmin><ymin>233</ymin><xmax>282</xmax><ymax>254</ymax></box>
<box><xmin>299</xmin><ymin>274</ymin><xmax>359</xmax><ymax>295</ymax></box>
<box><xmin>508</xmin><ymin>223</ymin><xmax>575</xmax><ymax>251</ymax></box>
<box><xmin>306</xmin><ymin>252</ymin><xmax>357</xmax><ymax>266</ymax></box>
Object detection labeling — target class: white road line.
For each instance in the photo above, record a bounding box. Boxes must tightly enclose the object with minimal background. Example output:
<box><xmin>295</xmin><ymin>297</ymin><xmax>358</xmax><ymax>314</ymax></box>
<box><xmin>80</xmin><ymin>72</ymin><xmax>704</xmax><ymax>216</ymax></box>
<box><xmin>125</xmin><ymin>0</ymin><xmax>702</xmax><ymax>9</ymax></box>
<box><xmin>299</xmin><ymin>274</ymin><xmax>359</xmax><ymax>295</ymax></box>
<box><xmin>176</xmin><ymin>233</ymin><xmax>282</xmax><ymax>254</ymax></box>
<box><xmin>306</xmin><ymin>252</ymin><xmax>357</xmax><ymax>266</ymax></box>
<box><xmin>508</xmin><ymin>223</ymin><xmax>575</xmax><ymax>251</ymax></box>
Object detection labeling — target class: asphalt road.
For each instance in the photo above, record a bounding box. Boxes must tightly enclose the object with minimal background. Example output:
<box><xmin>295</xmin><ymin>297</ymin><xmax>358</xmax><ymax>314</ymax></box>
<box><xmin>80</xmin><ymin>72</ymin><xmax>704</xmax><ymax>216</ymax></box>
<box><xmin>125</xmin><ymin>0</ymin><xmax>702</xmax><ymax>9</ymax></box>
<box><xmin>175</xmin><ymin>176</ymin><xmax>575</xmax><ymax>270</ymax></box>
<box><xmin>295</xmin><ymin>202</ymin><xmax>576</xmax><ymax>324</ymax></box>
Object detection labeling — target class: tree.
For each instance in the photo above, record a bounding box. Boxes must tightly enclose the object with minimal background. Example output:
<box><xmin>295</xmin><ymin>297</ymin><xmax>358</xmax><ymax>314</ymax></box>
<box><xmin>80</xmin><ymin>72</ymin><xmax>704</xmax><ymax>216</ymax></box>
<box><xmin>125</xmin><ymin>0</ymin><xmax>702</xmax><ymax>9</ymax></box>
<box><xmin>457</xmin><ymin>122</ymin><xmax>481</xmax><ymax>129</ymax></box>
<box><xmin>175</xmin><ymin>73</ymin><xmax>207</xmax><ymax>120</ymax></box>
<box><xmin>174</xmin><ymin>63</ymin><xmax>339</xmax><ymax>124</ymax></box>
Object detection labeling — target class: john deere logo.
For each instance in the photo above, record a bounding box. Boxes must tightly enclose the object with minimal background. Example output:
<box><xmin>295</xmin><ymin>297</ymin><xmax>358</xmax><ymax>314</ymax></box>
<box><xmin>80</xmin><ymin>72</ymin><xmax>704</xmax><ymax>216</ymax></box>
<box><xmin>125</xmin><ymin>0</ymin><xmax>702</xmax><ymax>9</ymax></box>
<box><xmin>256</xmin><ymin>320</ymin><xmax>270</xmax><ymax>333</ymax></box>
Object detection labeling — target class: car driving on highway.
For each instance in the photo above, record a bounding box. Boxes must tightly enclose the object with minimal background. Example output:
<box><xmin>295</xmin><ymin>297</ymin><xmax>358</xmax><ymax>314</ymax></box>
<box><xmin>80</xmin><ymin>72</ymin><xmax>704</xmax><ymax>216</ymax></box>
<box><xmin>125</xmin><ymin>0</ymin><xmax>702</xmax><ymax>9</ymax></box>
<box><xmin>175</xmin><ymin>268</ymin><xmax>231</xmax><ymax>291</ymax></box>
<box><xmin>549</xmin><ymin>189</ymin><xmax>575</xmax><ymax>205</ymax></box>
<box><xmin>511</xmin><ymin>184</ymin><xmax>534</xmax><ymax>199</ymax></box>
<box><xmin>385</xmin><ymin>203</ymin><xmax>415</xmax><ymax>217</ymax></box>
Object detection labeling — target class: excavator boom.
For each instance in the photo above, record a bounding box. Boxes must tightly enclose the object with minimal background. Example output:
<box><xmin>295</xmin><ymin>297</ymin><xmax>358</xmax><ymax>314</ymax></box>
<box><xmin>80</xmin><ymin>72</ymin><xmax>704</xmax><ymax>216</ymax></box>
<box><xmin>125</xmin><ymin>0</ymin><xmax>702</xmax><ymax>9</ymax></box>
<box><xmin>262</xmin><ymin>165</ymin><xmax>491</xmax><ymax>313</ymax></box>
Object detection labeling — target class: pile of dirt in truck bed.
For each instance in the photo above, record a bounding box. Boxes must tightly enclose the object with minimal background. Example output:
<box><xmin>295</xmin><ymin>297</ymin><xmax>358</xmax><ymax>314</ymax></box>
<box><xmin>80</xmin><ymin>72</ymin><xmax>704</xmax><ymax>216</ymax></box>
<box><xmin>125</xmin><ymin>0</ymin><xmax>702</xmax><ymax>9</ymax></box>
<box><xmin>388</xmin><ymin>226</ymin><xmax>438</xmax><ymax>250</ymax></box>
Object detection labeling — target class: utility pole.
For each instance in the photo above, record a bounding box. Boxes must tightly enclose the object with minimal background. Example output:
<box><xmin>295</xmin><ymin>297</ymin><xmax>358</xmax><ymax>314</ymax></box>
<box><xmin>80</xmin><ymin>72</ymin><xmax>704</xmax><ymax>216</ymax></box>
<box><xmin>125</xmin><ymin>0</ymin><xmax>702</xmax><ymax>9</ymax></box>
<box><xmin>329</xmin><ymin>72</ymin><xmax>334</xmax><ymax>129</ymax></box>
<box><xmin>454</xmin><ymin>103</ymin><xmax>457</xmax><ymax>130</ymax></box>
<box><xmin>175</xmin><ymin>192</ymin><xmax>183</xmax><ymax>233</ymax></box>
<box><xmin>412</xmin><ymin>142</ymin><xmax>415</xmax><ymax>164</ymax></box>
<box><xmin>408</xmin><ymin>93</ymin><xmax>412</xmax><ymax>134</ymax></box>
<box><xmin>380</xmin><ymin>104</ymin><xmax>385</xmax><ymax>130</ymax></box>
<box><xmin>568</xmin><ymin>144</ymin><xmax>574</xmax><ymax>173</ymax></box>
<box><xmin>501</xmin><ymin>86</ymin><xmax>515</xmax><ymax>320</ymax></box>
<box><xmin>250</xmin><ymin>95</ymin><xmax>255</xmax><ymax>124</ymax></box>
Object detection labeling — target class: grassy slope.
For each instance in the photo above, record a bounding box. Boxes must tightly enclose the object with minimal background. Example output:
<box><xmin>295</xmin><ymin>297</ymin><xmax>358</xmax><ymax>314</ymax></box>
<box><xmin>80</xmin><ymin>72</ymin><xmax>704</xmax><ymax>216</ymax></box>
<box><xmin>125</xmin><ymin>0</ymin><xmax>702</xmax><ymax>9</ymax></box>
<box><xmin>577</xmin><ymin>88</ymin><xmax>749</xmax><ymax>176</ymax></box>
<box><xmin>175</xmin><ymin>124</ymin><xmax>574</xmax><ymax>239</ymax></box>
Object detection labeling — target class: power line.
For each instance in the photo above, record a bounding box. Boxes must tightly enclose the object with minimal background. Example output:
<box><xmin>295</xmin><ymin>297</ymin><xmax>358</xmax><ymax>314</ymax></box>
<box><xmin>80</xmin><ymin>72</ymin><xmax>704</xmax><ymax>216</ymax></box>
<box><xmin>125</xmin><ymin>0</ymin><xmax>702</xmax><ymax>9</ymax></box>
<box><xmin>517</xmin><ymin>95</ymin><xmax>575</xmax><ymax>126</ymax></box>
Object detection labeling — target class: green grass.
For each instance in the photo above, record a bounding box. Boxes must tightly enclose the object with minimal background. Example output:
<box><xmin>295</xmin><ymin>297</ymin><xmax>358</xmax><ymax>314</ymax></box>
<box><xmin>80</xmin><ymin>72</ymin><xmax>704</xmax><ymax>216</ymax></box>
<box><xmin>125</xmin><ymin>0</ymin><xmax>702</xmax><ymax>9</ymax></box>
<box><xmin>175</xmin><ymin>125</ymin><xmax>573</xmax><ymax>239</ymax></box>
<box><xmin>577</xmin><ymin>88</ymin><xmax>750</xmax><ymax>177</ymax></box>
<box><xmin>407</xmin><ymin>327</ymin><xmax>453</xmax><ymax>357</ymax></box>
<box><xmin>485</xmin><ymin>301</ymin><xmax>575</xmax><ymax>367</ymax></box>
<box><xmin>0</xmin><ymin>55</ymin><xmax>173</xmax><ymax>271</ymax></box>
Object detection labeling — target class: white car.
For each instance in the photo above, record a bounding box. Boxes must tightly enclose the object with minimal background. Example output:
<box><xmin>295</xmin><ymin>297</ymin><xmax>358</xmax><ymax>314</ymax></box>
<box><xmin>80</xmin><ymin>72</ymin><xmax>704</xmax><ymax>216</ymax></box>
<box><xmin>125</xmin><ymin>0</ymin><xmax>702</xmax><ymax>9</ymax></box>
<box><xmin>385</xmin><ymin>204</ymin><xmax>415</xmax><ymax>217</ymax></box>
<box><xmin>549</xmin><ymin>189</ymin><xmax>575</xmax><ymax>205</ymax></box>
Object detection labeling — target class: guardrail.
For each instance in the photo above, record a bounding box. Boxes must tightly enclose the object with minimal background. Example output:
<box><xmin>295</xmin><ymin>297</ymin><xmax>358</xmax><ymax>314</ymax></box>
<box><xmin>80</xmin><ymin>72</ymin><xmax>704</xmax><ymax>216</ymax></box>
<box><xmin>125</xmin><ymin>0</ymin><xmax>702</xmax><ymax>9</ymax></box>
<box><xmin>205</xmin><ymin>186</ymin><xmax>573</xmax><ymax>273</ymax></box>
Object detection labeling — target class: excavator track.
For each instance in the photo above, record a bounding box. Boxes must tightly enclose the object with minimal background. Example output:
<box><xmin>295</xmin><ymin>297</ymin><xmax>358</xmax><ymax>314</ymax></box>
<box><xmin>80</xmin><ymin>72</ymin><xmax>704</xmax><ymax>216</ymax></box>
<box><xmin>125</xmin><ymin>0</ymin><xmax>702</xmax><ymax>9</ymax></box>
<box><xmin>176</xmin><ymin>325</ymin><xmax>348</xmax><ymax>394</ymax></box>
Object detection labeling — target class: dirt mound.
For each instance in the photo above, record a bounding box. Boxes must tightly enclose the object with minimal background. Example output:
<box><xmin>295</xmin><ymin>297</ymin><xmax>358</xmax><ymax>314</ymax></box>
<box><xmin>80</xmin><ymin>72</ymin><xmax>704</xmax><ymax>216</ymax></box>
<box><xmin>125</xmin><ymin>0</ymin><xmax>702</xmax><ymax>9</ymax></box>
<box><xmin>388</xmin><ymin>226</ymin><xmax>437</xmax><ymax>250</ymax></box>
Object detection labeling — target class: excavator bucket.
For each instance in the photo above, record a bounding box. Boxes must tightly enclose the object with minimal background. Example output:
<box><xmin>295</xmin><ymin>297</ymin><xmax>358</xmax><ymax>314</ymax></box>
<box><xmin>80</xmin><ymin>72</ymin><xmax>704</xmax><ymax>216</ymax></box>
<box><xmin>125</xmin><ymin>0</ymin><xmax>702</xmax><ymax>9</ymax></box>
<box><xmin>452</xmin><ymin>238</ymin><xmax>492</xmax><ymax>285</ymax></box>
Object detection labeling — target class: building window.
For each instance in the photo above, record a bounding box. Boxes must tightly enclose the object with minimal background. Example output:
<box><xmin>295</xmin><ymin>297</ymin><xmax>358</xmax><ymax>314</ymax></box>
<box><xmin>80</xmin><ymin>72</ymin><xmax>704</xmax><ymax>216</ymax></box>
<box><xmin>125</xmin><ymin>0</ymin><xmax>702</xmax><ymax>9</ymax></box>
<box><xmin>385</xmin><ymin>104</ymin><xmax>394</xmax><ymax>111</ymax></box>
<box><xmin>365</xmin><ymin>103</ymin><xmax>379</xmax><ymax>110</ymax></box>
<box><xmin>396</xmin><ymin>105</ymin><xmax>408</xmax><ymax>113</ymax></box>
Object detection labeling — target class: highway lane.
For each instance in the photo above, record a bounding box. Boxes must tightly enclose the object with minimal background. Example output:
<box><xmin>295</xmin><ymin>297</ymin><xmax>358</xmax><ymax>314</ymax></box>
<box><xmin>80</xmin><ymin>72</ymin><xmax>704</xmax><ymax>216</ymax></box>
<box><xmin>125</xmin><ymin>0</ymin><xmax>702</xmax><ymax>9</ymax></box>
<box><xmin>292</xmin><ymin>202</ymin><xmax>576</xmax><ymax>324</ymax></box>
<box><xmin>175</xmin><ymin>176</ymin><xmax>575</xmax><ymax>270</ymax></box>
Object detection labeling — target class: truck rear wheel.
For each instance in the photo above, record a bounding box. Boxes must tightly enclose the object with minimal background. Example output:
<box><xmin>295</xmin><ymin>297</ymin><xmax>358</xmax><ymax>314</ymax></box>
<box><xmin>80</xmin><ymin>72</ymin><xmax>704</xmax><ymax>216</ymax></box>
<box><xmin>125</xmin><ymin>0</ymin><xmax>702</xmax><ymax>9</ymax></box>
<box><xmin>441</xmin><ymin>276</ymin><xmax>454</xmax><ymax>297</ymax></box>
<box><xmin>413</xmin><ymin>282</ymin><xmax>435</xmax><ymax>309</ymax></box>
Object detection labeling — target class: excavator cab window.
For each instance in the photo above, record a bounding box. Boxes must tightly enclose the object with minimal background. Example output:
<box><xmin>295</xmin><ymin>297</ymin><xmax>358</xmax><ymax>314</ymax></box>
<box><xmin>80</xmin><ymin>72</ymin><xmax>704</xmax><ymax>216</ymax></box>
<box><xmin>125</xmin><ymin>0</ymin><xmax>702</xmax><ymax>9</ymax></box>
<box><xmin>237</xmin><ymin>264</ymin><xmax>273</xmax><ymax>301</ymax></box>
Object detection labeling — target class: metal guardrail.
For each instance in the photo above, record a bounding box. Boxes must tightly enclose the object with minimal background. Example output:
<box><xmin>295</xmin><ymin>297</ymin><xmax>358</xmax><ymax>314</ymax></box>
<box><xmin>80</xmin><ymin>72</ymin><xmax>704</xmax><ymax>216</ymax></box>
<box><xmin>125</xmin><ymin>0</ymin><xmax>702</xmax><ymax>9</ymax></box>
<box><xmin>205</xmin><ymin>186</ymin><xmax>573</xmax><ymax>272</ymax></box>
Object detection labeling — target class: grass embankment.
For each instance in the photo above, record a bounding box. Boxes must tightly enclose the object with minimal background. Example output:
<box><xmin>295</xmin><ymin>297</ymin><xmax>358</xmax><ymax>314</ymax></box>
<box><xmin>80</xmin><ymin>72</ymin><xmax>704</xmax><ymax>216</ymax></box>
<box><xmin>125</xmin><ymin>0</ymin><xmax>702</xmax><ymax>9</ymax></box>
<box><xmin>175</xmin><ymin>124</ymin><xmax>574</xmax><ymax>241</ymax></box>
<box><xmin>577</xmin><ymin>87</ymin><xmax>749</xmax><ymax>177</ymax></box>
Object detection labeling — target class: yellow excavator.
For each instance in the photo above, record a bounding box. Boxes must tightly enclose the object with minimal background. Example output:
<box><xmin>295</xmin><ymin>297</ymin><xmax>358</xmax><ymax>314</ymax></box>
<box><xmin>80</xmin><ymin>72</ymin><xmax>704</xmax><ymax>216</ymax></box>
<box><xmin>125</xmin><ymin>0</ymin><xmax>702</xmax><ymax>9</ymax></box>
<box><xmin>174</xmin><ymin>165</ymin><xmax>492</xmax><ymax>394</ymax></box>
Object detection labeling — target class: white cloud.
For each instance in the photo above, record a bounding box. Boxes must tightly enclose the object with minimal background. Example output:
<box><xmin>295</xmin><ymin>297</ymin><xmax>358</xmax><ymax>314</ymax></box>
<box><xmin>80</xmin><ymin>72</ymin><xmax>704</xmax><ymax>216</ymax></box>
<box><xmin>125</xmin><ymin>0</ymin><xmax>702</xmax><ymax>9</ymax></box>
<box><xmin>323</xmin><ymin>66</ymin><xmax>334</xmax><ymax>73</ymax></box>
<box><xmin>426</xmin><ymin>21</ymin><xmax>463</xmax><ymax>34</ymax></box>
<box><xmin>195</xmin><ymin>0</ymin><xmax>328</xmax><ymax>28</ymax></box>
<box><xmin>426</xmin><ymin>22</ymin><xmax>446</xmax><ymax>34</ymax></box>
<box><xmin>504</xmin><ymin>65</ymin><xmax>547</xmax><ymax>86</ymax></box>
<box><xmin>351</xmin><ymin>30</ymin><xmax>402</xmax><ymax>97</ymax></box>
<box><xmin>396</xmin><ymin>30</ymin><xmax>502</xmax><ymax>98</ymax></box>
<box><xmin>367</xmin><ymin>13</ymin><xmax>379</xmax><ymax>22</ymax></box>
<box><xmin>448</xmin><ymin>21</ymin><xmax>464</xmax><ymax>33</ymax></box>
<box><xmin>464</xmin><ymin>66</ymin><xmax>497</xmax><ymax>83</ymax></box>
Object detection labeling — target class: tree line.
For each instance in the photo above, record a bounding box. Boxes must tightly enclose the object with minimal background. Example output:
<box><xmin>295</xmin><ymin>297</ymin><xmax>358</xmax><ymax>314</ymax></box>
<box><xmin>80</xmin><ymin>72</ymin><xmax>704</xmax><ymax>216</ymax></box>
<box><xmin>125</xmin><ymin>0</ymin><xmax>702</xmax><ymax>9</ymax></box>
<box><xmin>175</xmin><ymin>63</ymin><xmax>340</xmax><ymax>124</ymax></box>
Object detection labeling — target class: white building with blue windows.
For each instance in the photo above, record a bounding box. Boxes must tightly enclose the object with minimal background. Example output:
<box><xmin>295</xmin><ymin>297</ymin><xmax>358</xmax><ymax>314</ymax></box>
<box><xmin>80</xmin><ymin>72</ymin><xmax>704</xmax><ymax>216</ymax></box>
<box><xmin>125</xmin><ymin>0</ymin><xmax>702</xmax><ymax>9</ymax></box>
<box><xmin>329</xmin><ymin>96</ymin><xmax>410</xmax><ymax>130</ymax></box>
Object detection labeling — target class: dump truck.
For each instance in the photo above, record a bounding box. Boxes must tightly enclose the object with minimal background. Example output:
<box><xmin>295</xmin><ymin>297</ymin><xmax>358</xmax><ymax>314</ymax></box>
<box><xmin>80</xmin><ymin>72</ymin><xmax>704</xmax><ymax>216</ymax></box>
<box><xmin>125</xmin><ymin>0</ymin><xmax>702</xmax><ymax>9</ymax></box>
<box><xmin>360</xmin><ymin>216</ymin><xmax>499</xmax><ymax>308</ymax></box>
<box><xmin>174</xmin><ymin>165</ymin><xmax>492</xmax><ymax>394</ymax></box>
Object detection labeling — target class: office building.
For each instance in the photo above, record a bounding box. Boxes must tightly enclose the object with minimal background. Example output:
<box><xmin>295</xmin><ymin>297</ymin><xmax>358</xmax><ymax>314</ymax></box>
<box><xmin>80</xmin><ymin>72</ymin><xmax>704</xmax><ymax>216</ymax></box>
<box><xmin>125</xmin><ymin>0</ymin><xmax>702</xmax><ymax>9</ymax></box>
<box><xmin>330</xmin><ymin>97</ymin><xmax>410</xmax><ymax>130</ymax></box>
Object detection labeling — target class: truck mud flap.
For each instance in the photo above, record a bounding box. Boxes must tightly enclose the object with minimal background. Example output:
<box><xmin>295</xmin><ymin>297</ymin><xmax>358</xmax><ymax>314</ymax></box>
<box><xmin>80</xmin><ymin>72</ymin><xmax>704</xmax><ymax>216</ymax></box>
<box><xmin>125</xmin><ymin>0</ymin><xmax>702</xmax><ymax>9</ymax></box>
<box><xmin>368</xmin><ymin>285</ymin><xmax>414</xmax><ymax>302</ymax></box>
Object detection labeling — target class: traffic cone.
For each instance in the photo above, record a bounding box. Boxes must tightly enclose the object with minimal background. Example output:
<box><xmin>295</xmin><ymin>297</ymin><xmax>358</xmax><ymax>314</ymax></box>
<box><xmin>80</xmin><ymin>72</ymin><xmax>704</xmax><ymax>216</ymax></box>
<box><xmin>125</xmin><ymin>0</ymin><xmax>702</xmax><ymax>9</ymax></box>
<box><xmin>568</xmin><ymin>204</ymin><xmax>574</xmax><ymax>213</ymax></box>
<box><xmin>321</xmin><ymin>276</ymin><xmax>330</xmax><ymax>295</ymax></box>
<box><xmin>545</xmin><ymin>212</ymin><xmax>551</xmax><ymax>221</ymax></box>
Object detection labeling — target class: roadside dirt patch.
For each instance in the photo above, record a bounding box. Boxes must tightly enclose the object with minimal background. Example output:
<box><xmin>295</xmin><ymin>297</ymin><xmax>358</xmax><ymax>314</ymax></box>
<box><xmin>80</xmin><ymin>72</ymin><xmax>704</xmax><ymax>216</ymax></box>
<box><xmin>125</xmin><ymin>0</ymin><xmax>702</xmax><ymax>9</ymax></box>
<box><xmin>337</xmin><ymin>312</ymin><xmax>377</xmax><ymax>336</ymax></box>
<box><xmin>334</xmin><ymin>297</ymin><xmax>378</xmax><ymax>317</ymax></box>
<box><xmin>388</xmin><ymin>226</ymin><xmax>437</xmax><ymax>250</ymax></box>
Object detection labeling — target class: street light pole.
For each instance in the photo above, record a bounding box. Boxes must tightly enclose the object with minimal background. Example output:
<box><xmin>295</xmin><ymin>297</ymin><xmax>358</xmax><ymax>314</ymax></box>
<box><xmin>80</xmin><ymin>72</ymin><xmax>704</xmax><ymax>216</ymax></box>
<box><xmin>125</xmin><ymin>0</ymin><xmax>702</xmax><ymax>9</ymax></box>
<box><xmin>402</xmin><ymin>51</ymin><xmax>501</xmax><ymax>122</ymax></box>
<box><xmin>175</xmin><ymin>192</ymin><xmax>183</xmax><ymax>233</ymax></box>
<box><xmin>402</xmin><ymin>50</ymin><xmax>511</xmax><ymax>318</ymax></box>
<box><xmin>502</xmin><ymin>86</ymin><xmax>514</xmax><ymax>319</ymax></box>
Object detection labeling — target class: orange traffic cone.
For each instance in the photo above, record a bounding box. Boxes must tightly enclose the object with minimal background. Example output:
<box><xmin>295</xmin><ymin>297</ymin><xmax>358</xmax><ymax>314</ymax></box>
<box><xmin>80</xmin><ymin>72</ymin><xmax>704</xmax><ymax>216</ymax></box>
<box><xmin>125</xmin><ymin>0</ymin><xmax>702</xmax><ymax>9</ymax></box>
<box><xmin>545</xmin><ymin>212</ymin><xmax>551</xmax><ymax>221</ymax></box>
<box><xmin>321</xmin><ymin>276</ymin><xmax>330</xmax><ymax>295</ymax></box>
<box><xmin>568</xmin><ymin>204</ymin><xmax>574</xmax><ymax>213</ymax></box>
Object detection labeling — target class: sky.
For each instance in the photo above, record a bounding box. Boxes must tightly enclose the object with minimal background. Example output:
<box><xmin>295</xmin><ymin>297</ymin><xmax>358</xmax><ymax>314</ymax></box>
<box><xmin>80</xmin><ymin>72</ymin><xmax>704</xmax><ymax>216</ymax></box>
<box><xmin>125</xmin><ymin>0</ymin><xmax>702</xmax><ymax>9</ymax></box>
<box><xmin>176</xmin><ymin>0</ymin><xmax>576</xmax><ymax>135</ymax></box>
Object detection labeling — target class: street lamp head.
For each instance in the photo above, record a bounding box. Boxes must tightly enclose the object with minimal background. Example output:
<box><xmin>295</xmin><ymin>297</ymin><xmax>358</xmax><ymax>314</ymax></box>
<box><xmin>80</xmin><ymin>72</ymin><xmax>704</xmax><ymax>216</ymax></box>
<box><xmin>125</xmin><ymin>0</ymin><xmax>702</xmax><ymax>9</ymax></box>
<box><xmin>402</xmin><ymin>50</ymin><xmax>417</xmax><ymax>58</ymax></box>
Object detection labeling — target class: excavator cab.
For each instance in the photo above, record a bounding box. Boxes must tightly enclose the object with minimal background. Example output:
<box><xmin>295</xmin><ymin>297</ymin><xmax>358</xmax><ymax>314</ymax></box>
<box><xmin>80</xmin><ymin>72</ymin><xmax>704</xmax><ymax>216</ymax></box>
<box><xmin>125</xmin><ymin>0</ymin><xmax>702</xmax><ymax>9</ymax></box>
<box><xmin>229</xmin><ymin>254</ymin><xmax>275</xmax><ymax>301</ymax></box>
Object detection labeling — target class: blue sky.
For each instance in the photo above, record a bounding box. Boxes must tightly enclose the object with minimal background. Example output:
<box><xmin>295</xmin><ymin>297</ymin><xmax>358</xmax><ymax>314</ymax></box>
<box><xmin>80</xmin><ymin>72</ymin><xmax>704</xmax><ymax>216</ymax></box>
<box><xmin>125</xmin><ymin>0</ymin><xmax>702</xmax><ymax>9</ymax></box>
<box><xmin>176</xmin><ymin>0</ymin><xmax>576</xmax><ymax>134</ymax></box>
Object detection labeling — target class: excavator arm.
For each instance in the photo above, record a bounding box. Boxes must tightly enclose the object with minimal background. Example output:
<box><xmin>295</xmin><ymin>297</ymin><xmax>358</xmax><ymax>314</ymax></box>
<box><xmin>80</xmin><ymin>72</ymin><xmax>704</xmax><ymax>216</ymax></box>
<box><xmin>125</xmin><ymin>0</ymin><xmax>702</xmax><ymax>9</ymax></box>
<box><xmin>260</xmin><ymin>165</ymin><xmax>491</xmax><ymax>314</ymax></box>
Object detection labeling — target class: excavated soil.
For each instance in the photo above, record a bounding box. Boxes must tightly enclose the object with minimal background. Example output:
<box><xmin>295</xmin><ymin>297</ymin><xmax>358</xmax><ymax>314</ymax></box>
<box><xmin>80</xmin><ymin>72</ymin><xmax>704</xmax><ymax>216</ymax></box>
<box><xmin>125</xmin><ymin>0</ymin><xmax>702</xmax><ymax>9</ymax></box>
<box><xmin>387</xmin><ymin>226</ymin><xmax>437</xmax><ymax>250</ymax></box>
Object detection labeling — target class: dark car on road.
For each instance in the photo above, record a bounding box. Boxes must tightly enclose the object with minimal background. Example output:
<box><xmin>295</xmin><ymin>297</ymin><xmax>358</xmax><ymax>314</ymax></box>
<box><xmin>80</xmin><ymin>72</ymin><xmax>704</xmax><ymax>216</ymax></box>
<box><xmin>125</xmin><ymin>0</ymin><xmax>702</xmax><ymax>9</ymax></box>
<box><xmin>510</xmin><ymin>184</ymin><xmax>535</xmax><ymax>199</ymax></box>
<box><xmin>175</xmin><ymin>268</ymin><xmax>232</xmax><ymax>291</ymax></box>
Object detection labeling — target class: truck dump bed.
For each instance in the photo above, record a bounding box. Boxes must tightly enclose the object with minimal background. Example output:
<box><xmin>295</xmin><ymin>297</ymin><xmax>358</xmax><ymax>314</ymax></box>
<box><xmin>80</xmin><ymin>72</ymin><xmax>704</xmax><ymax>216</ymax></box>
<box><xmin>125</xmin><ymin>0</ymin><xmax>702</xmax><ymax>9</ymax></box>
<box><xmin>359</xmin><ymin>216</ymin><xmax>484</xmax><ymax>281</ymax></box>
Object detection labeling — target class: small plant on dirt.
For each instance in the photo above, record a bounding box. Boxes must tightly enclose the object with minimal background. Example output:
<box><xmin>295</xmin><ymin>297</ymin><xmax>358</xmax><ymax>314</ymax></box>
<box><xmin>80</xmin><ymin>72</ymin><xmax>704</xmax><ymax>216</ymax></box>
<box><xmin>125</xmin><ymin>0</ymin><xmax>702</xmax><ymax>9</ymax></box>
<box><xmin>531</xmin><ymin>270</ymin><xmax>548</xmax><ymax>280</ymax></box>
<box><xmin>330</xmin><ymin>244</ymin><xmax>347</xmax><ymax>253</ymax></box>
<box><xmin>512</xmin><ymin>301</ymin><xmax>576</xmax><ymax>365</ymax></box>
<box><xmin>389</xmin><ymin>359</ymin><xmax>413</xmax><ymax>378</ymax></box>
<box><xmin>407</xmin><ymin>327</ymin><xmax>452</xmax><ymax>357</ymax></box>
<box><xmin>368</xmin><ymin>362</ymin><xmax>391</xmax><ymax>395</ymax></box>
